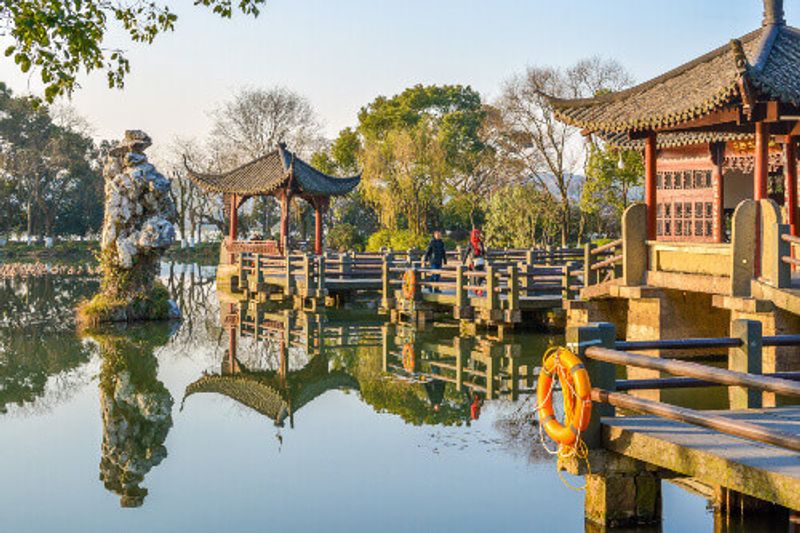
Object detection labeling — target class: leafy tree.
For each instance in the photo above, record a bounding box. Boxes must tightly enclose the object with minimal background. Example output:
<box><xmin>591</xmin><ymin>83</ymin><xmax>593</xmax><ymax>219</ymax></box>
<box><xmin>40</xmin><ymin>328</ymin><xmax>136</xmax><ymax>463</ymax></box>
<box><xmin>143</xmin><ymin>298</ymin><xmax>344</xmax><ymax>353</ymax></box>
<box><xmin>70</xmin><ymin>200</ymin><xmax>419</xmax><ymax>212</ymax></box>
<box><xmin>1</xmin><ymin>0</ymin><xmax>266</xmax><ymax>102</ymax></box>
<box><xmin>580</xmin><ymin>143</ymin><xmax>643</xmax><ymax>238</ymax></box>
<box><xmin>497</xmin><ymin>57</ymin><xmax>632</xmax><ymax>245</ymax></box>
<box><xmin>484</xmin><ymin>184</ymin><xmax>560</xmax><ymax>248</ymax></box>
<box><xmin>332</xmin><ymin>84</ymin><xmax>487</xmax><ymax>236</ymax></box>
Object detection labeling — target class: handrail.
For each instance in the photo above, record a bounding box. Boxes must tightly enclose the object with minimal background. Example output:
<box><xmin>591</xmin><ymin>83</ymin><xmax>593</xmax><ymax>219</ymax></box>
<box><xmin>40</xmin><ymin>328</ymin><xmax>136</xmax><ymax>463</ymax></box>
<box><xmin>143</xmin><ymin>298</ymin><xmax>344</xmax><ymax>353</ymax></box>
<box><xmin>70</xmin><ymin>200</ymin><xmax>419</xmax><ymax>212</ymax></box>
<box><xmin>585</xmin><ymin>346</ymin><xmax>800</xmax><ymax>397</ymax></box>
<box><xmin>591</xmin><ymin>239</ymin><xmax>623</xmax><ymax>255</ymax></box>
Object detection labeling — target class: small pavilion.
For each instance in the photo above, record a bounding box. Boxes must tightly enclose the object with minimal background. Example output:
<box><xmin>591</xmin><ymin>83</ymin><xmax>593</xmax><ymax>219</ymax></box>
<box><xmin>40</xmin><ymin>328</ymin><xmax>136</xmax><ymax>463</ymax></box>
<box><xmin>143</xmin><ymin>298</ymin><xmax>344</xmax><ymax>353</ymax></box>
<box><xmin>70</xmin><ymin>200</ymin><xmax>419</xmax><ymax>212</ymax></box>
<box><xmin>550</xmin><ymin>0</ymin><xmax>800</xmax><ymax>245</ymax></box>
<box><xmin>187</xmin><ymin>143</ymin><xmax>360</xmax><ymax>256</ymax></box>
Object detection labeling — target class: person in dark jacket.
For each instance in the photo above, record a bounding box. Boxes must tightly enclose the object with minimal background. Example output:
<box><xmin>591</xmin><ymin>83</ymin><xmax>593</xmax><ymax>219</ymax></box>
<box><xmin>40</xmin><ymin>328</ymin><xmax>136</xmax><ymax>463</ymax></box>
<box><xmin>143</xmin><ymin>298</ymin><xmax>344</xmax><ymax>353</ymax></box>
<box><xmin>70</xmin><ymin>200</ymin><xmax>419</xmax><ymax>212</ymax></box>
<box><xmin>424</xmin><ymin>230</ymin><xmax>447</xmax><ymax>292</ymax></box>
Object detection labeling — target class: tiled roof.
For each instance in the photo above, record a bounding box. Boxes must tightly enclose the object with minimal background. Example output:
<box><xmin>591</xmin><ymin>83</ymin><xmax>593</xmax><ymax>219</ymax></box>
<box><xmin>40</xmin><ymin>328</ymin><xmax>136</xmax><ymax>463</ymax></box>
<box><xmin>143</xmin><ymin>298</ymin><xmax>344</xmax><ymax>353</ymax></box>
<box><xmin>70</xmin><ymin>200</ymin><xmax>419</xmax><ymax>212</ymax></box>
<box><xmin>550</xmin><ymin>22</ymin><xmax>800</xmax><ymax>134</ymax></box>
<box><xmin>186</xmin><ymin>144</ymin><xmax>360</xmax><ymax>197</ymax></box>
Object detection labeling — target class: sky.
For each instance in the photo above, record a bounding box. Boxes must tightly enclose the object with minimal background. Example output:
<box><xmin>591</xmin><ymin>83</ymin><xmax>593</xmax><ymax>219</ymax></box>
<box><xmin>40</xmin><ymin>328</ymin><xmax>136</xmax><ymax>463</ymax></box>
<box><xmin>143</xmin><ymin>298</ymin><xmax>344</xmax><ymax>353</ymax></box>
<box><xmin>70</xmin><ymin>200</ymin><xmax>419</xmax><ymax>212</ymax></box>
<box><xmin>0</xmin><ymin>0</ymin><xmax>783</xmax><ymax>150</ymax></box>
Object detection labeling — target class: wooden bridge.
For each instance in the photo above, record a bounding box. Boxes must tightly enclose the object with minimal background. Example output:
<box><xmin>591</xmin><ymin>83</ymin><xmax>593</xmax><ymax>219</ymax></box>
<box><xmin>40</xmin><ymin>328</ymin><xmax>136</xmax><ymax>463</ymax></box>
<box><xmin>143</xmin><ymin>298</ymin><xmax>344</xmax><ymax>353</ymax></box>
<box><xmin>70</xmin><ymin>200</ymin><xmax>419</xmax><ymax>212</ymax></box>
<box><xmin>222</xmin><ymin>245</ymin><xmax>614</xmax><ymax>330</ymax></box>
<box><xmin>564</xmin><ymin>321</ymin><xmax>800</xmax><ymax>528</ymax></box>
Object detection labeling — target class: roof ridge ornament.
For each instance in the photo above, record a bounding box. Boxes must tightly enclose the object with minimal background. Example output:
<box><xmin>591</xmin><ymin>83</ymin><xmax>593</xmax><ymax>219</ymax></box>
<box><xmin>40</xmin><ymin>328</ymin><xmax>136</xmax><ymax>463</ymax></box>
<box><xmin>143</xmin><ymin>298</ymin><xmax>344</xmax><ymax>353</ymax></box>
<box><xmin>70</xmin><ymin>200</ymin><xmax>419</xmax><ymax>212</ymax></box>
<box><xmin>730</xmin><ymin>39</ymin><xmax>751</xmax><ymax>75</ymax></box>
<box><xmin>763</xmin><ymin>0</ymin><xmax>785</xmax><ymax>26</ymax></box>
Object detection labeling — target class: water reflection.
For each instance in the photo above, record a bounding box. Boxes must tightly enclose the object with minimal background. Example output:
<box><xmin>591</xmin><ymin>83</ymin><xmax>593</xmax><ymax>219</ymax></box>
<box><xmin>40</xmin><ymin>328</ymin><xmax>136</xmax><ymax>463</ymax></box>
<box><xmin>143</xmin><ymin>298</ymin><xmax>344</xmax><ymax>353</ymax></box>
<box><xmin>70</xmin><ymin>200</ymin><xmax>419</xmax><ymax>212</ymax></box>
<box><xmin>0</xmin><ymin>276</ymin><xmax>98</xmax><ymax>413</ymax></box>
<box><xmin>185</xmin><ymin>294</ymin><xmax>559</xmax><ymax>435</ymax></box>
<box><xmin>86</xmin><ymin>324</ymin><xmax>176</xmax><ymax>507</ymax></box>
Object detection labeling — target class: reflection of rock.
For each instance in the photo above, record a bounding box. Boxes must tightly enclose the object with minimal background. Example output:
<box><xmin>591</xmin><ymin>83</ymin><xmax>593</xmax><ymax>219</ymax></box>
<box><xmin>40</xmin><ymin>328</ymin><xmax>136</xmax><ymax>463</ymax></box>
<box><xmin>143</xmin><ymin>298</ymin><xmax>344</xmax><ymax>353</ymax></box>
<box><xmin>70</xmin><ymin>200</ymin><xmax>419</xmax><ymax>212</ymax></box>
<box><xmin>92</xmin><ymin>325</ymin><xmax>174</xmax><ymax>507</ymax></box>
<box><xmin>80</xmin><ymin>130</ymin><xmax>178</xmax><ymax>324</ymax></box>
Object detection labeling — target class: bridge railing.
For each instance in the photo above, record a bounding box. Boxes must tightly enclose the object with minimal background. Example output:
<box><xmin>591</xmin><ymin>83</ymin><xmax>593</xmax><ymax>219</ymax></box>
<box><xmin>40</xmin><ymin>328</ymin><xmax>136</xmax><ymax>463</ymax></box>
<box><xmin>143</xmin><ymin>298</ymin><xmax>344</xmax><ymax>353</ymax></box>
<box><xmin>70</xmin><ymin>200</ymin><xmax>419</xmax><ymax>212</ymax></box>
<box><xmin>583</xmin><ymin>239</ymin><xmax>623</xmax><ymax>287</ymax></box>
<box><xmin>569</xmin><ymin>321</ymin><xmax>800</xmax><ymax>451</ymax></box>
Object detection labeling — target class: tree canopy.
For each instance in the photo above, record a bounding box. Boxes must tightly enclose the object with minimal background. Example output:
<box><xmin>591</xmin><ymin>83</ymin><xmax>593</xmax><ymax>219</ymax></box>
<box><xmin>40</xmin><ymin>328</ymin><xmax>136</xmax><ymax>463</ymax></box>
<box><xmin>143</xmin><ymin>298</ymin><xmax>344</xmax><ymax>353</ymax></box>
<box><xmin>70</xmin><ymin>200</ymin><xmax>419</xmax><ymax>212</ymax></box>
<box><xmin>1</xmin><ymin>0</ymin><xmax>266</xmax><ymax>101</ymax></box>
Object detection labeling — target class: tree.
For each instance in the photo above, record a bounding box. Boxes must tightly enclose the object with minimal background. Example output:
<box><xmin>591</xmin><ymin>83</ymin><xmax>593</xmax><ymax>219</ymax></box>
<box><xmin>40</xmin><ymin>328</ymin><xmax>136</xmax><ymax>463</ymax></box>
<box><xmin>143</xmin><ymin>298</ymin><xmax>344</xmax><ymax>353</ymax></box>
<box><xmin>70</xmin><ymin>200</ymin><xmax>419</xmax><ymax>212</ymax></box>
<box><xmin>497</xmin><ymin>57</ymin><xmax>632</xmax><ymax>246</ymax></box>
<box><xmin>332</xmin><ymin>84</ymin><xmax>488</xmax><ymax>236</ymax></box>
<box><xmin>0</xmin><ymin>85</ymin><xmax>103</xmax><ymax>239</ymax></box>
<box><xmin>484</xmin><ymin>184</ymin><xmax>560</xmax><ymax>248</ymax></box>
<box><xmin>581</xmin><ymin>144</ymin><xmax>643</xmax><ymax>238</ymax></box>
<box><xmin>1</xmin><ymin>0</ymin><xmax>266</xmax><ymax>102</ymax></box>
<box><xmin>208</xmin><ymin>86</ymin><xmax>323</xmax><ymax>238</ymax></box>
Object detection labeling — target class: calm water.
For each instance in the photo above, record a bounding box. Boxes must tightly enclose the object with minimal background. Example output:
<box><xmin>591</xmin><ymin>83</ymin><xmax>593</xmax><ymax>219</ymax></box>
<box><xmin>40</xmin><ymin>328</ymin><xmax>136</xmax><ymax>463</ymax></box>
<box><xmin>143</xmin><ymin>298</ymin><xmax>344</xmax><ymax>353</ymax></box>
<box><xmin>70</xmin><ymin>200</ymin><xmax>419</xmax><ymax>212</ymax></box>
<box><xmin>0</xmin><ymin>264</ymin><xmax>743</xmax><ymax>532</ymax></box>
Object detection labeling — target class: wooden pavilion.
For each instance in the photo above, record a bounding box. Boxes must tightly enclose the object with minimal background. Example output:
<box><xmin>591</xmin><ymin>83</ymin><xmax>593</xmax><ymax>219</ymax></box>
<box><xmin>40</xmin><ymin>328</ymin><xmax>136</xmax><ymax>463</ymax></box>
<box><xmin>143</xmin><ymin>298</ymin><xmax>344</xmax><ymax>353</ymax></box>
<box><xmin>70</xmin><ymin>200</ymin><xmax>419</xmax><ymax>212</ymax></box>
<box><xmin>187</xmin><ymin>143</ymin><xmax>360</xmax><ymax>257</ymax></box>
<box><xmin>551</xmin><ymin>0</ymin><xmax>800</xmax><ymax>245</ymax></box>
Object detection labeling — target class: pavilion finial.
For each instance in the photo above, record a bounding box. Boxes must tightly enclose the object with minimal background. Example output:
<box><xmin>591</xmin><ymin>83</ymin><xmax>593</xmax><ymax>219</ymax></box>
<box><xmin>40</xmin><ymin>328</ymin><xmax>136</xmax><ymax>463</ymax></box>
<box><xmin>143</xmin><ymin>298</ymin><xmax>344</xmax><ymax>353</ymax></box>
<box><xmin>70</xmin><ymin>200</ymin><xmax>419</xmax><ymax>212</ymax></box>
<box><xmin>763</xmin><ymin>0</ymin><xmax>785</xmax><ymax>26</ymax></box>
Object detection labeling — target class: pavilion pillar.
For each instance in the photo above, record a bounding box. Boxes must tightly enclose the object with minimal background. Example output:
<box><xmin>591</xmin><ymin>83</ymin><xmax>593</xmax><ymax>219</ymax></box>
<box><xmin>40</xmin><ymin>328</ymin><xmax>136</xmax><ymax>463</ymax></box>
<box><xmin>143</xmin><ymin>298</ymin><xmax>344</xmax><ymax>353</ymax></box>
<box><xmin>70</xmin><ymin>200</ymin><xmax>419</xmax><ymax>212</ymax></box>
<box><xmin>786</xmin><ymin>136</ymin><xmax>798</xmax><ymax>236</ymax></box>
<box><xmin>644</xmin><ymin>132</ymin><xmax>658</xmax><ymax>240</ymax></box>
<box><xmin>314</xmin><ymin>202</ymin><xmax>323</xmax><ymax>256</ymax></box>
<box><xmin>754</xmin><ymin>122</ymin><xmax>770</xmax><ymax>201</ymax></box>
<box><xmin>712</xmin><ymin>142</ymin><xmax>726</xmax><ymax>243</ymax></box>
<box><xmin>279</xmin><ymin>190</ymin><xmax>291</xmax><ymax>256</ymax></box>
<box><xmin>228</xmin><ymin>193</ymin><xmax>239</xmax><ymax>263</ymax></box>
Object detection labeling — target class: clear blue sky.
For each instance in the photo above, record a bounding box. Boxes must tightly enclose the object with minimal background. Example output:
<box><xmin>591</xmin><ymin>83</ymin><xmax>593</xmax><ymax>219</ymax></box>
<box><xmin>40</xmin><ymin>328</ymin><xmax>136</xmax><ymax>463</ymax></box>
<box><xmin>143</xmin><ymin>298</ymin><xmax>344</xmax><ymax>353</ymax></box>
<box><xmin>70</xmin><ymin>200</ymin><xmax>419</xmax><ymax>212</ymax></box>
<box><xmin>0</xmin><ymin>0</ymin><xmax>784</xmax><ymax>147</ymax></box>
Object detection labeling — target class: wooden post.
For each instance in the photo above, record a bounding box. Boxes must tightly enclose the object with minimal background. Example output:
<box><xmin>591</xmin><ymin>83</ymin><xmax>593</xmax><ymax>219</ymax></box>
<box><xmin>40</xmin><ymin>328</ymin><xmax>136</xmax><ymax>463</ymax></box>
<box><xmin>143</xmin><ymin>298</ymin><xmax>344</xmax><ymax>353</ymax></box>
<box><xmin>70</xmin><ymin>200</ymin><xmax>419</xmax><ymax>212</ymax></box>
<box><xmin>561</xmin><ymin>264</ymin><xmax>570</xmax><ymax>300</ymax></box>
<box><xmin>622</xmin><ymin>203</ymin><xmax>648</xmax><ymax>286</ymax></box>
<box><xmin>508</xmin><ymin>264</ymin><xmax>519</xmax><ymax>313</ymax></box>
<box><xmin>381</xmin><ymin>252</ymin><xmax>392</xmax><ymax>309</ymax></box>
<box><xmin>645</xmin><ymin>131</ymin><xmax>658</xmax><ymax>240</ymax></box>
<box><xmin>455</xmin><ymin>264</ymin><xmax>468</xmax><ymax>318</ymax></box>
<box><xmin>712</xmin><ymin>142</ymin><xmax>726</xmax><ymax>243</ymax></box>
<box><xmin>584</xmin><ymin>242</ymin><xmax>597</xmax><ymax>287</ymax></box>
<box><xmin>566</xmin><ymin>322</ymin><xmax>616</xmax><ymax>448</ymax></box>
<box><xmin>317</xmin><ymin>255</ymin><xmax>326</xmax><ymax>297</ymax></box>
<box><xmin>485</xmin><ymin>265</ymin><xmax>498</xmax><ymax>311</ymax></box>
<box><xmin>314</xmin><ymin>202</ymin><xmax>323</xmax><ymax>256</ymax></box>
<box><xmin>786</xmin><ymin>136</ymin><xmax>798</xmax><ymax>236</ymax></box>
<box><xmin>729</xmin><ymin>319</ymin><xmax>763</xmax><ymax>410</ymax></box>
<box><xmin>285</xmin><ymin>254</ymin><xmax>294</xmax><ymax>296</ymax></box>
<box><xmin>755</xmin><ymin>122</ymin><xmax>770</xmax><ymax>201</ymax></box>
<box><xmin>302</xmin><ymin>254</ymin><xmax>312</xmax><ymax>298</ymax></box>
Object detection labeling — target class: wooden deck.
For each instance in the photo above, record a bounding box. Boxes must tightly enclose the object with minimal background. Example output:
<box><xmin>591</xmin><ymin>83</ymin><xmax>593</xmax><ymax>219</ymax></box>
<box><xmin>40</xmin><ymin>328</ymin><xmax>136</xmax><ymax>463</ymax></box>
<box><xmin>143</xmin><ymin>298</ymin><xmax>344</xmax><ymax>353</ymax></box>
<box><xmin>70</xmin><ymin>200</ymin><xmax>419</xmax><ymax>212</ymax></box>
<box><xmin>603</xmin><ymin>407</ymin><xmax>800</xmax><ymax>510</ymax></box>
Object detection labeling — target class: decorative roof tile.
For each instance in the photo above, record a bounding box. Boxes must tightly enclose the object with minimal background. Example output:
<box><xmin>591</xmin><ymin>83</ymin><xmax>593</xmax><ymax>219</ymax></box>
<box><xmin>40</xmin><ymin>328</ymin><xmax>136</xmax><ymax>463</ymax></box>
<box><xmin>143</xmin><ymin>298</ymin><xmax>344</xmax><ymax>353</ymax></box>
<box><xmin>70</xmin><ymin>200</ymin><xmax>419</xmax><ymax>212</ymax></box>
<box><xmin>551</xmin><ymin>23</ymin><xmax>800</xmax><ymax>134</ymax></box>
<box><xmin>186</xmin><ymin>143</ymin><xmax>360</xmax><ymax>197</ymax></box>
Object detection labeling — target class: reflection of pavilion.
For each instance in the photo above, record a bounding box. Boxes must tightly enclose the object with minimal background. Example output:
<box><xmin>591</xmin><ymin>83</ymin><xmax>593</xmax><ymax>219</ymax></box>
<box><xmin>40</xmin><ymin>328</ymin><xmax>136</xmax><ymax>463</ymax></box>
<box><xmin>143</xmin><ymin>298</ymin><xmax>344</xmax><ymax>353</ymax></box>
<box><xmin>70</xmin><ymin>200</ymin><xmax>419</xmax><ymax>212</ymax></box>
<box><xmin>183</xmin><ymin>300</ymin><xmax>382</xmax><ymax>427</ymax></box>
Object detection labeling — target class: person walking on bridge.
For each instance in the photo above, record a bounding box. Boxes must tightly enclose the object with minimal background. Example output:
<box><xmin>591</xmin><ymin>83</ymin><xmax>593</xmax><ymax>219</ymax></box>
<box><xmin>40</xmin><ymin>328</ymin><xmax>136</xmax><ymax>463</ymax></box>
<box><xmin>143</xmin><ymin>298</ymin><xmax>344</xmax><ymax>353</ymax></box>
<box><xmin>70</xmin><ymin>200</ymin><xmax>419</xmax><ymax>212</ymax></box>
<box><xmin>464</xmin><ymin>228</ymin><xmax>486</xmax><ymax>296</ymax></box>
<box><xmin>424</xmin><ymin>230</ymin><xmax>447</xmax><ymax>293</ymax></box>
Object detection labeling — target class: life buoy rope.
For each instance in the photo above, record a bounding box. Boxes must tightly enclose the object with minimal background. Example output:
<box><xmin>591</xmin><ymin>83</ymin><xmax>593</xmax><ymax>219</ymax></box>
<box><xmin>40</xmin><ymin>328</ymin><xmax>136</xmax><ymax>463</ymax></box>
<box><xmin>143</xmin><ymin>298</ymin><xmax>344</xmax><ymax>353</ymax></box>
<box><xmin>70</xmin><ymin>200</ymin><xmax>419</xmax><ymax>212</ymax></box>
<box><xmin>402</xmin><ymin>343</ymin><xmax>415</xmax><ymax>373</ymax></box>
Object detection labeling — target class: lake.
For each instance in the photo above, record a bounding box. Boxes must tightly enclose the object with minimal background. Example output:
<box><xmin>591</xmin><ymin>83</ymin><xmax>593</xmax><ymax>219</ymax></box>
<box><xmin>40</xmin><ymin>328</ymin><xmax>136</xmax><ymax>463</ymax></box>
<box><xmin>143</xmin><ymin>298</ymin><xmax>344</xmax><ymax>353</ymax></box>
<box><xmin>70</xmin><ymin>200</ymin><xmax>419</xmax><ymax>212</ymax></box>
<box><xmin>0</xmin><ymin>264</ymin><xmax>772</xmax><ymax>532</ymax></box>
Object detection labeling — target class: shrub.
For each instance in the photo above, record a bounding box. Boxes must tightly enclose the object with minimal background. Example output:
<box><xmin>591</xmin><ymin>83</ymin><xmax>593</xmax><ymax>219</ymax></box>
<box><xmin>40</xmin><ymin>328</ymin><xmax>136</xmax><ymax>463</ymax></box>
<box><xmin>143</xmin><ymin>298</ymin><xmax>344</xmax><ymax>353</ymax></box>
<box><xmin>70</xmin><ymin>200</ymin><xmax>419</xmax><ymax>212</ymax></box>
<box><xmin>365</xmin><ymin>229</ymin><xmax>429</xmax><ymax>252</ymax></box>
<box><xmin>328</xmin><ymin>223</ymin><xmax>363</xmax><ymax>252</ymax></box>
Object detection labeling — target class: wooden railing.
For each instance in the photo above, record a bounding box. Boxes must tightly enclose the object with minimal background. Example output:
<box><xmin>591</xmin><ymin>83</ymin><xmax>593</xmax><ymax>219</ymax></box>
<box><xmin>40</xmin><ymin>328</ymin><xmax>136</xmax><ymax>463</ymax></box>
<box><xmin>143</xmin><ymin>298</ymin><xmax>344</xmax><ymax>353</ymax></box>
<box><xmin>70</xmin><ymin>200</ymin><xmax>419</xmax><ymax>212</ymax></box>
<box><xmin>583</xmin><ymin>239</ymin><xmax>623</xmax><ymax>287</ymax></box>
<box><xmin>569</xmin><ymin>321</ymin><xmax>800</xmax><ymax>451</ymax></box>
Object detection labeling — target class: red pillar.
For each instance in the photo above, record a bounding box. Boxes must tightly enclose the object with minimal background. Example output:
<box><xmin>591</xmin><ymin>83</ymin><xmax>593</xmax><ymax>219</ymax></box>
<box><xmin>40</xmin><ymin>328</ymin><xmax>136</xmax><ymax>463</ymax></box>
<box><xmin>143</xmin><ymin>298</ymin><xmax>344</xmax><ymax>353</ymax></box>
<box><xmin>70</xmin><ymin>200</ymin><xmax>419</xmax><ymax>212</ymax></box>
<box><xmin>229</xmin><ymin>193</ymin><xmax>238</xmax><ymax>241</ymax></box>
<box><xmin>754</xmin><ymin>122</ymin><xmax>770</xmax><ymax>201</ymax></box>
<box><xmin>279</xmin><ymin>191</ymin><xmax>290</xmax><ymax>255</ymax></box>
<box><xmin>786</xmin><ymin>137</ymin><xmax>798</xmax><ymax>236</ymax></box>
<box><xmin>644</xmin><ymin>132</ymin><xmax>658</xmax><ymax>240</ymax></box>
<box><xmin>314</xmin><ymin>203</ymin><xmax>323</xmax><ymax>256</ymax></box>
<box><xmin>712</xmin><ymin>142</ymin><xmax>726</xmax><ymax>243</ymax></box>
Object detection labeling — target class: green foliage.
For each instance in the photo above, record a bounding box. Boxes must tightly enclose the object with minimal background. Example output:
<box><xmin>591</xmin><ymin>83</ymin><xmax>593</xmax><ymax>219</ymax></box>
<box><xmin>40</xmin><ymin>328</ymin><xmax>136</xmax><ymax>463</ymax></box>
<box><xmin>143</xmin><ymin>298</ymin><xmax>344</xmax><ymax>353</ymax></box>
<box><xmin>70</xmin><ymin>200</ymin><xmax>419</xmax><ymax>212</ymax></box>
<box><xmin>582</xmin><ymin>143</ymin><xmax>644</xmax><ymax>221</ymax></box>
<box><xmin>2</xmin><ymin>0</ymin><xmax>265</xmax><ymax>102</ymax></box>
<box><xmin>484</xmin><ymin>184</ymin><xmax>560</xmax><ymax>248</ymax></box>
<box><xmin>329</xmin><ymin>84</ymin><xmax>487</xmax><ymax>236</ymax></box>
<box><xmin>365</xmin><ymin>229</ymin><xmax>430</xmax><ymax>252</ymax></box>
<box><xmin>0</xmin><ymin>86</ymin><xmax>103</xmax><ymax>238</ymax></box>
<box><xmin>327</xmin><ymin>223</ymin><xmax>362</xmax><ymax>252</ymax></box>
<box><xmin>78</xmin><ymin>281</ymin><xmax>172</xmax><ymax>326</ymax></box>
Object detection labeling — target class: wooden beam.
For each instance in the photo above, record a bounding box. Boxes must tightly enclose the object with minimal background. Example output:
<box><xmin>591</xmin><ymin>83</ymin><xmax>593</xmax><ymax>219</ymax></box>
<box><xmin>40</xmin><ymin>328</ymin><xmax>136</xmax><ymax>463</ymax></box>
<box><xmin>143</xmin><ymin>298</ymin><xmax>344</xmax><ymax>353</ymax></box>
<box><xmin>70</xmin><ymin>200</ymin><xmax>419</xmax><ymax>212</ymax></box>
<box><xmin>787</xmin><ymin>137</ymin><xmax>798</xmax><ymax>236</ymax></box>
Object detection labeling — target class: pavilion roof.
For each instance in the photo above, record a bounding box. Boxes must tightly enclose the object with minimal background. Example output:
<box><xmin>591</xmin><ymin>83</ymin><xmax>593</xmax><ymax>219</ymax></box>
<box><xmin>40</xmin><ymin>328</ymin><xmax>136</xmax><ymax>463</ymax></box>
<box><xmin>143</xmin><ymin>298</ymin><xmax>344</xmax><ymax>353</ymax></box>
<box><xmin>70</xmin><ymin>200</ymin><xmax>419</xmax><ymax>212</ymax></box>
<box><xmin>186</xmin><ymin>143</ymin><xmax>360</xmax><ymax>197</ymax></box>
<box><xmin>550</xmin><ymin>19</ymin><xmax>800</xmax><ymax>136</ymax></box>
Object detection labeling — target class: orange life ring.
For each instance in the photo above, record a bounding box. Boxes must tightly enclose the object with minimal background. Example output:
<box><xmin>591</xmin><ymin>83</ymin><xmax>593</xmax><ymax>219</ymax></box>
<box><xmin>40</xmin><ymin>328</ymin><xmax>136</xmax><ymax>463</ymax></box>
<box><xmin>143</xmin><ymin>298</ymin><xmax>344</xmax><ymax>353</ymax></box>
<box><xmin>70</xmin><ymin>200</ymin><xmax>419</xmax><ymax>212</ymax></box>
<box><xmin>402</xmin><ymin>343</ymin><xmax>415</xmax><ymax>373</ymax></box>
<box><xmin>536</xmin><ymin>347</ymin><xmax>592</xmax><ymax>447</ymax></box>
<box><xmin>402</xmin><ymin>270</ymin><xmax>417</xmax><ymax>300</ymax></box>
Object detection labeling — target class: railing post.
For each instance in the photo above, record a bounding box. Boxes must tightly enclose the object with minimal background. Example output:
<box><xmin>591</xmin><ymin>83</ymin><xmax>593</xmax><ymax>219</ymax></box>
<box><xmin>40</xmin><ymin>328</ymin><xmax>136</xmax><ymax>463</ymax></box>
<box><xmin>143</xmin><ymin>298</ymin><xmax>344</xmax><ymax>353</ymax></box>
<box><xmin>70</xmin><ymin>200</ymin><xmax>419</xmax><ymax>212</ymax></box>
<box><xmin>485</xmin><ymin>265</ymin><xmax>498</xmax><ymax>311</ymax></box>
<box><xmin>731</xmin><ymin>199</ymin><xmax>757</xmax><ymax>297</ymax></box>
<box><xmin>777</xmin><ymin>225</ymin><xmax>792</xmax><ymax>288</ymax></box>
<box><xmin>561</xmin><ymin>264</ymin><xmax>570</xmax><ymax>300</ymax></box>
<box><xmin>317</xmin><ymin>255</ymin><xmax>326</xmax><ymax>297</ymax></box>
<box><xmin>342</xmin><ymin>251</ymin><xmax>352</xmax><ymax>277</ymax></box>
<box><xmin>455</xmin><ymin>264</ymin><xmax>468</xmax><ymax>318</ymax></box>
<box><xmin>584</xmin><ymin>242</ymin><xmax>597</xmax><ymax>287</ymax></box>
<box><xmin>546</xmin><ymin>245</ymin><xmax>553</xmax><ymax>266</ymax></box>
<box><xmin>566</xmin><ymin>322</ymin><xmax>616</xmax><ymax>449</ymax></box>
<box><xmin>622</xmin><ymin>203</ymin><xmax>647</xmax><ymax>286</ymax></box>
<box><xmin>302</xmin><ymin>253</ymin><xmax>312</xmax><ymax>298</ymax></box>
<box><xmin>285</xmin><ymin>255</ymin><xmax>295</xmax><ymax>296</ymax></box>
<box><xmin>729</xmin><ymin>319</ymin><xmax>763</xmax><ymax>410</ymax></box>
<box><xmin>507</xmin><ymin>264</ymin><xmax>519</xmax><ymax>313</ymax></box>
<box><xmin>381</xmin><ymin>251</ymin><xmax>395</xmax><ymax>310</ymax></box>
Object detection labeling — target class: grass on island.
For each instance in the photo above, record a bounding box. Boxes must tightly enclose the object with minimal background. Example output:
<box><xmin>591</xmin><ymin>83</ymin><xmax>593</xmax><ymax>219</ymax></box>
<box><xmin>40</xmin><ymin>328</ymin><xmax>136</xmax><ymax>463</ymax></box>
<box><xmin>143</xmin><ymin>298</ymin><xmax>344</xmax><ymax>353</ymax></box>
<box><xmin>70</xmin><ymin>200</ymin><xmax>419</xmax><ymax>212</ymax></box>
<box><xmin>1</xmin><ymin>240</ymin><xmax>221</xmax><ymax>266</ymax></box>
<box><xmin>77</xmin><ymin>282</ymin><xmax>173</xmax><ymax>327</ymax></box>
